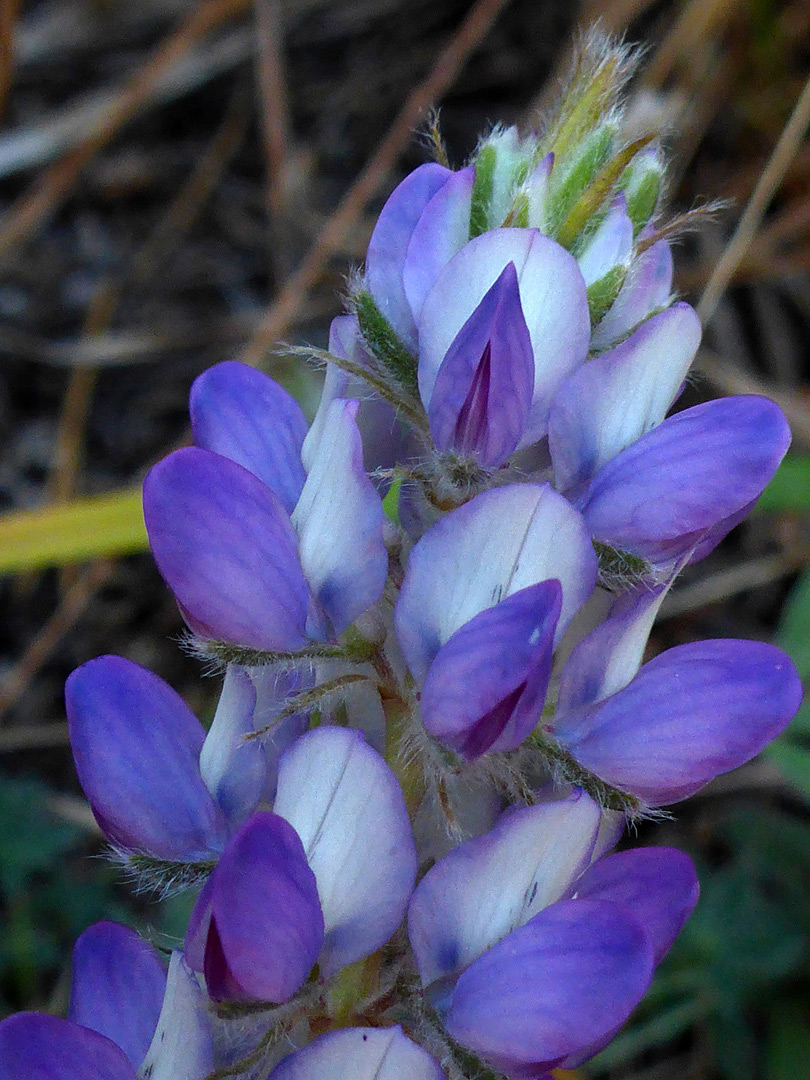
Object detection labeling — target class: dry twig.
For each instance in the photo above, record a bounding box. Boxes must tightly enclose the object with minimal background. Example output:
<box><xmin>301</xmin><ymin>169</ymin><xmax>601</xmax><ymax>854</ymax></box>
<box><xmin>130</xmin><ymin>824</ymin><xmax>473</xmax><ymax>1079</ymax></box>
<box><xmin>238</xmin><ymin>0</ymin><xmax>516</xmax><ymax>367</ymax></box>
<box><xmin>0</xmin><ymin>0</ymin><xmax>251</xmax><ymax>259</ymax></box>
<box><xmin>698</xmin><ymin>71</ymin><xmax>810</xmax><ymax>324</ymax></box>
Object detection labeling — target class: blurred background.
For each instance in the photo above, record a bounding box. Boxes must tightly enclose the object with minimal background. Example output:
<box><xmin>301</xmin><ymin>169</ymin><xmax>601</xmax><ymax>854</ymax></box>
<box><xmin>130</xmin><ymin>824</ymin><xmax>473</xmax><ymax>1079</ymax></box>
<box><xmin>1</xmin><ymin>0</ymin><xmax>810</xmax><ymax>1077</ymax></box>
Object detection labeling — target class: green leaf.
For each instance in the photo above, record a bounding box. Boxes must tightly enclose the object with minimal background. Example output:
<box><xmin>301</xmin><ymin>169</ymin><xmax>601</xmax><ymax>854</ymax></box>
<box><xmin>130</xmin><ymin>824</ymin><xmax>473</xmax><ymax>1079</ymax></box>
<box><xmin>0</xmin><ymin>775</ymin><xmax>82</xmax><ymax>897</ymax></box>
<box><xmin>766</xmin><ymin>1000</ymin><xmax>810</xmax><ymax>1080</ymax></box>
<box><xmin>765</xmin><ymin>740</ymin><xmax>810</xmax><ymax>801</ymax></box>
<box><xmin>680</xmin><ymin>867</ymin><xmax>806</xmax><ymax>988</ymax></box>
<box><xmin>0</xmin><ymin>487</ymin><xmax>147</xmax><ymax>574</ymax></box>
<box><xmin>775</xmin><ymin>567</ymin><xmax>810</xmax><ymax>675</ymax></box>
<box><xmin>756</xmin><ymin>455</ymin><xmax>810</xmax><ymax>512</ymax></box>
<box><xmin>708</xmin><ymin>1006</ymin><xmax>759</xmax><ymax>1080</ymax></box>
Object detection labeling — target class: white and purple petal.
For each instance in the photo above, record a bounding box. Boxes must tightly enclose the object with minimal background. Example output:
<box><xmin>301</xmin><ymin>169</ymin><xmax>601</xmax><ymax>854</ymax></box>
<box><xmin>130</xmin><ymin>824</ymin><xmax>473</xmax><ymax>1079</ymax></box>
<box><xmin>402</xmin><ymin>166</ymin><xmax>475</xmax><ymax>326</ymax></box>
<box><xmin>138</xmin><ymin>952</ymin><xmax>213</xmax><ymax>1080</ymax></box>
<box><xmin>144</xmin><ymin>447</ymin><xmax>310</xmax><ymax>650</ymax></box>
<box><xmin>575</xmin><ymin>193</ymin><xmax>633</xmax><ymax>287</ymax></box>
<box><xmin>190</xmin><ymin>361</ymin><xmax>308</xmax><ymax>514</ymax></box>
<box><xmin>590</xmin><ymin>237</ymin><xmax>673</xmax><ymax>350</ymax></box>
<box><xmin>273</xmin><ymin>727</ymin><xmax>416</xmax><ymax>977</ymax></box>
<box><xmin>556</xmin><ymin>578</ymin><xmax>675</xmax><ymax>715</ymax></box>
<box><xmin>202</xmin><ymin>812</ymin><xmax>324</xmax><ymax>1002</ymax></box>
<box><xmin>553</xmin><ymin>639</ymin><xmax>803</xmax><ymax>804</ymax></box>
<box><xmin>268</xmin><ymin>1027</ymin><xmax>445</xmax><ymax>1080</ymax></box>
<box><xmin>417</xmin><ymin>228</ymin><xmax>590</xmax><ymax>444</ymax></box>
<box><xmin>366</xmin><ymin>162</ymin><xmax>452</xmax><ymax>348</ymax></box>
<box><xmin>68</xmin><ymin>922</ymin><xmax>166</xmax><ymax>1069</ymax></box>
<box><xmin>420</xmin><ymin>580</ymin><xmax>561</xmax><ymax>758</ymax></box>
<box><xmin>428</xmin><ymin>261</ymin><xmax>534</xmax><ymax>467</ymax></box>
<box><xmin>549</xmin><ymin>303</ymin><xmax>701</xmax><ymax>494</ymax></box>
<box><xmin>395</xmin><ymin>483</ymin><xmax>597</xmax><ymax>683</ymax></box>
<box><xmin>444</xmin><ymin>899</ymin><xmax>654</xmax><ymax>1076</ymax></box>
<box><xmin>199</xmin><ymin>666</ymin><xmax>265</xmax><ymax>829</ymax></box>
<box><xmin>408</xmin><ymin>791</ymin><xmax>602</xmax><ymax>988</ymax></box>
<box><xmin>292</xmin><ymin>399</ymin><xmax>386</xmax><ymax>637</ymax></box>
<box><xmin>579</xmin><ymin>395</ymin><xmax>792</xmax><ymax>563</ymax></box>
<box><xmin>66</xmin><ymin>657</ymin><xmax>228</xmax><ymax>861</ymax></box>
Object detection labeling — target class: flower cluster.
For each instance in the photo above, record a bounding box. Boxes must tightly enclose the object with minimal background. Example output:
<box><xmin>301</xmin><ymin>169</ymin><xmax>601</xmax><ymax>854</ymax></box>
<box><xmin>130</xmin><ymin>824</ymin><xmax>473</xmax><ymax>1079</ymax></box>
<box><xmin>1</xmin><ymin>35</ymin><xmax>802</xmax><ymax>1080</ymax></box>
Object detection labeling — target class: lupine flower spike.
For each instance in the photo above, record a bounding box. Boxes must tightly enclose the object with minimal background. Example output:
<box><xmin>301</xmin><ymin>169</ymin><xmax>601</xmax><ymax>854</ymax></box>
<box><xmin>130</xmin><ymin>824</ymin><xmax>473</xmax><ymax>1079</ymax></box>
<box><xmin>1</xmin><ymin>32</ymin><xmax>802</xmax><ymax>1080</ymax></box>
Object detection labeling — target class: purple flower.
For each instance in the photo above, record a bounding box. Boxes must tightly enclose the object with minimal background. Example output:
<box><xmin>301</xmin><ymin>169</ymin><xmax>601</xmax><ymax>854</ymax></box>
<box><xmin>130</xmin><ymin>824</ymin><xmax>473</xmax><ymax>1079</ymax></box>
<box><xmin>427</xmin><ymin>262</ymin><xmax>535</xmax><ymax>467</ymax></box>
<box><xmin>196</xmin><ymin>812</ymin><xmax>324</xmax><ymax>1003</ymax></box>
<box><xmin>591</xmin><ymin>234</ymin><xmax>674</xmax><ymax>350</ymax></box>
<box><xmin>185</xmin><ymin>727</ymin><xmax>417</xmax><ymax>1001</ymax></box>
<box><xmin>416</xmin><ymin>228</ymin><xmax>590</xmax><ymax>448</ymax></box>
<box><xmin>548</xmin><ymin>583</ymin><xmax>803</xmax><ymax>804</ymax></box>
<box><xmin>365</xmin><ymin>161</ymin><xmax>453</xmax><ymax>350</ymax></box>
<box><xmin>65</xmin><ymin>655</ymin><xmax>280</xmax><ymax>859</ymax></box>
<box><xmin>576</xmin><ymin>394</ymin><xmax>792</xmax><ymax>565</ymax></box>
<box><xmin>0</xmin><ymin>924</ymin><xmax>212</xmax><ymax>1080</ymax></box>
<box><xmin>395</xmin><ymin>483</ymin><xmax>596</xmax><ymax>758</ymax></box>
<box><xmin>144</xmin><ymin>364</ymin><xmax>387</xmax><ymax>650</ymax></box>
<box><xmin>548</xmin><ymin>303</ymin><xmax>702</xmax><ymax>496</ymax></box>
<box><xmin>353</xmin><ymin>132</ymin><xmax>676</xmax><ymax>474</ymax></box>
<box><xmin>66</xmin><ymin>656</ymin><xmax>232</xmax><ymax>860</ymax></box>
<box><xmin>408</xmin><ymin>791</ymin><xmax>698</xmax><ymax>1077</ymax></box>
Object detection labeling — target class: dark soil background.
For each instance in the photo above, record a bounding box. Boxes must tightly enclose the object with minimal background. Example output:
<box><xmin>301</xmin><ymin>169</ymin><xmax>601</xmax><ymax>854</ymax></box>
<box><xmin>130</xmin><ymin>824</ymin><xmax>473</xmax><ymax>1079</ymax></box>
<box><xmin>1</xmin><ymin>2</ymin><xmax>810</xmax><ymax>1078</ymax></box>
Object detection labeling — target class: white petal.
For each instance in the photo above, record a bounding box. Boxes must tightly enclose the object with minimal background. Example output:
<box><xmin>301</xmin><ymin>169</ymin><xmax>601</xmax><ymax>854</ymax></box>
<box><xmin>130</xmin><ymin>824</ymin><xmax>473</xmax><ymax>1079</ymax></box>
<box><xmin>139</xmin><ymin>954</ymin><xmax>212</xmax><ymax>1080</ymax></box>
<box><xmin>590</xmin><ymin>237</ymin><xmax>673</xmax><ymax>350</ymax></box>
<box><xmin>199</xmin><ymin>667</ymin><xmax>264</xmax><ymax>827</ymax></box>
<box><xmin>417</xmin><ymin>228</ymin><xmax>589</xmax><ymax>443</ymax></box>
<box><xmin>395</xmin><ymin>483</ymin><xmax>597</xmax><ymax>683</ymax></box>
<box><xmin>293</xmin><ymin>399</ymin><xmax>386</xmax><ymax>636</ymax></box>
<box><xmin>273</xmin><ymin>727</ymin><xmax>416</xmax><ymax>977</ymax></box>
<box><xmin>549</xmin><ymin>303</ymin><xmax>701</xmax><ymax>493</ymax></box>
<box><xmin>269</xmin><ymin>1027</ymin><xmax>445</xmax><ymax>1080</ymax></box>
<box><xmin>575</xmin><ymin>193</ymin><xmax>634</xmax><ymax>286</ymax></box>
<box><xmin>407</xmin><ymin>792</ymin><xmax>602</xmax><ymax>987</ymax></box>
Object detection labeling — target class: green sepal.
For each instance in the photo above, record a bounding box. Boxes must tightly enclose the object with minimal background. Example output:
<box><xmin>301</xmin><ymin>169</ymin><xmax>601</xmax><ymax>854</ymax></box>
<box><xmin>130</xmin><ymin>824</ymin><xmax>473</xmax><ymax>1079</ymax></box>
<box><xmin>587</xmin><ymin>264</ymin><xmax>627</xmax><ymax>324</ymax></box>
<box><xmin>354</xmin><ymin>289</ymin><xmax>419</xmax><ymax>394</ymax></box>
<box><xmin>544</xmin><ymin>48</ymin><xmax>627</xmax><ymax>164</ymax></box>
<box><xmin>556</xmin><ymin>134</ymin><xmax>654</xmax><ymax>249</ymax></box>
<box><xmin>469</xmin><ymin>143</ymin><xmax>497</xmax><ymax>238</ymax></box>
<box><xmin>116</xmin><ymin>853</ymin><xmax>216</xmax><ymax>897</ymax></box>
<box><xmin>626</xmin><ymin>169</ymin><xmax>661</xmax><ymax>234</ymax></box>
<box><xmin>504</xmin><ymin>189</ymin><xmax>530</xmax><ymax>228</ymax></box>
<box><xmin>531</xmin><ymin>731</ymin><xmax>645</xmax><ymax>817</ymax></box>
<box><xmin>382</xmin><ymin>475</ymin><xmax>403</xmax><ymax>524</ymax></box>
<box><xmin>188</xmin><ymin>635</ymin><xmax>378</xmax><ymax>670</ymax></box>
<box><xmin>593</xmin><ymin>539</ymin><xmax>655</xmax><ymax>590</ymax></box>
<box><xmin>545</xmin><ymin>125</ymin><xmax>614</xmax><ymax>239</ymax></box>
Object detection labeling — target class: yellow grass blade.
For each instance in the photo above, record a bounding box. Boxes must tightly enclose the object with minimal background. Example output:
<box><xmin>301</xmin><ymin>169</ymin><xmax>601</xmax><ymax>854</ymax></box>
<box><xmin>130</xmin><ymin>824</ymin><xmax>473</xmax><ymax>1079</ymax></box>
<box><xmin>0</xmin><ymin>487</ymin><xmax>148</xmax><ymax>573</ymax></box>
